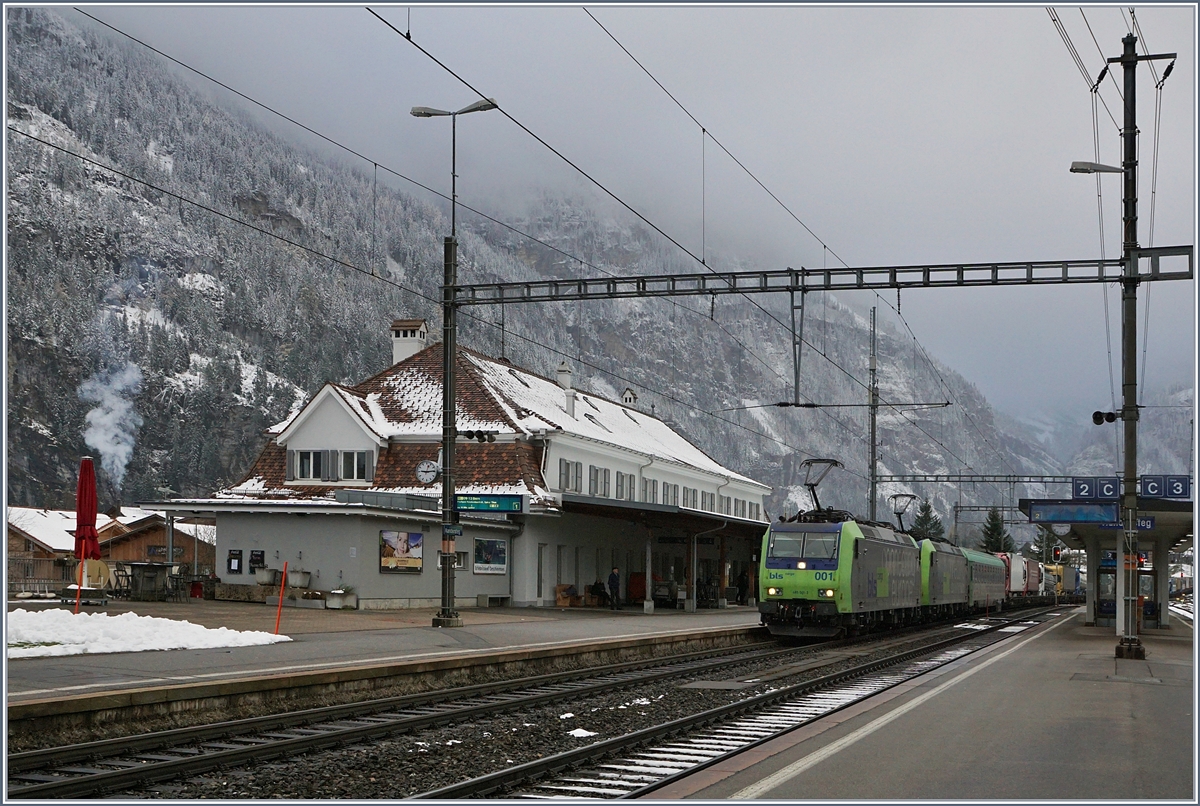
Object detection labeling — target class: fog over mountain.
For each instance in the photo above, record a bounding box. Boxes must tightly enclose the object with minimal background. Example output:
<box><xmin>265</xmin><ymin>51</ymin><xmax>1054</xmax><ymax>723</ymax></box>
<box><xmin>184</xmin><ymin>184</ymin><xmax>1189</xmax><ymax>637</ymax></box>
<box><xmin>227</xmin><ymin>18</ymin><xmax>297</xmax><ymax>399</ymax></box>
<box><xmin>5</xmin><ymin>9</ymin><xmax>1192</xmax><ymax>546</ymax></box>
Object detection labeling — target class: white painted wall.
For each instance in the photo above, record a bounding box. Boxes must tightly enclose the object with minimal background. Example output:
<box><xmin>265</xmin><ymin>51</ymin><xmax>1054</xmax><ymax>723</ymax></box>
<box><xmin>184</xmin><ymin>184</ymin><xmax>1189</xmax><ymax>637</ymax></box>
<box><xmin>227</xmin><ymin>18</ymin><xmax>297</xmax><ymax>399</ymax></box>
<box><xmin>215</xmin><ymin>512</ymin><xmax>513</xmax><ymax>608</ymax></box>
<box><xmin>284</xmin><ymin>394</ymin><xmax>378</xmax><ymax>453</ymax></box>
<box><xmin>544</xmin><ymin>435</ymin><xmax>769</xmax><ymax>519</ymax></box>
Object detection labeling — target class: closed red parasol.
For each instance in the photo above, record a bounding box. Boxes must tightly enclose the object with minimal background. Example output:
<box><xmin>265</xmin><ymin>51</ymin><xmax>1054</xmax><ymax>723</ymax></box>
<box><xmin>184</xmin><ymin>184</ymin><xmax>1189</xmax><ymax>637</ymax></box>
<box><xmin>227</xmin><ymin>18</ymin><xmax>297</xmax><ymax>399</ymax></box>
<box><xmin>74</xmin><ymin>457</ymin><xmax>101</xmax><ymax>561</ymax></box>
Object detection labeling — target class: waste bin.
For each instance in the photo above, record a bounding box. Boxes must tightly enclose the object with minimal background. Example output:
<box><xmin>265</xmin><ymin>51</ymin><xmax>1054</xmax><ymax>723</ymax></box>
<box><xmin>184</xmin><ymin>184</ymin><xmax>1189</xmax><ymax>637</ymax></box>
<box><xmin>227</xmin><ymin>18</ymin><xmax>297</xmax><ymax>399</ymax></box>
<box><xmin>191</xmin><ymin>581</ymin><xmax>205</xmax><ymax>598</ymax></box>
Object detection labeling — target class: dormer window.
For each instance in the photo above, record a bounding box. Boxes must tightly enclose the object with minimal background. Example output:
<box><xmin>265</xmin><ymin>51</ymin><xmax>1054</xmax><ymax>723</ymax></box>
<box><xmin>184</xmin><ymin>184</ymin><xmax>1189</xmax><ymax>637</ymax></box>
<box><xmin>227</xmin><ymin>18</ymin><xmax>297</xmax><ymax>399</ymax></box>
<box><xmin>297</xmin><ymin>450</ymin><xmax>324</xmax><ymax>480</ymax></box>
<box><xmin>342</xmin><ymin>450</ymin><xmax>370</xmax><ymax>480</ymax></box>
<box><xmin>285</xmin><ymin>448</ymin><xmax>375</xmax><ymax>483</ymax></box>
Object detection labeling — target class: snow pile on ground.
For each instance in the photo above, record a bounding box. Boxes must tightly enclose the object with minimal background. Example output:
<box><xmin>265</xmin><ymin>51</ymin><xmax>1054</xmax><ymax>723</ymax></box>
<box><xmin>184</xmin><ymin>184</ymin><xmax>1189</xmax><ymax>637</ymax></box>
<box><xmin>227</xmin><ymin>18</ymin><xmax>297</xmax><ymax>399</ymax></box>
<box><xmin>6</xmin><ymin>608</ymin><xmax>292</xmax><ymax>658</ymax></box>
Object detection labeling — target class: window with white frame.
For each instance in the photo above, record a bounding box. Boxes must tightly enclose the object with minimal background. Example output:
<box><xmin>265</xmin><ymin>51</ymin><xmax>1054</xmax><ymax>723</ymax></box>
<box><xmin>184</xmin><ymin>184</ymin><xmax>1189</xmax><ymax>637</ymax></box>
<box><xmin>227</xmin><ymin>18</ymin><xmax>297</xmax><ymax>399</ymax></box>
<box><xmin>296</xmin><ymin>450</ymin><xmax>324</xmax><ymax>480</ymax></box>
<box><xmin>749</xmin><ymin>502</ymin><xmax>761</xmax><ymax>520</ymax></box>
<box><xmin>559</xmin><ymin>458</ymin><xmax>583</xmax><ymax>492</ymax></box>
<box><xmin>641</xmin><ymin>477</ymin><xmax>658</xmax><ymax>504</ymax></box>
<box><xmin>588</xmin><ymin>465</ymin><xmax>611</xmax><ymax>497</ymax></box>
<box><xmin>342</xmin><ymin>450</ymin><xmax>371</xmax><ymax>481</ymax></box>
<box><xmin>718</xmin><ymin>495</ymin><xmax>732</xmax><ymax>515</ymax></box>
<box><xmin>701</xmin><ymin>491</ymin><xmax>714</xmax><ymax>512</ymax></box>
<box><xmin>665</xmin><ymin>483</ymin><xmax>679</xmax><ymax>506</ymax></box>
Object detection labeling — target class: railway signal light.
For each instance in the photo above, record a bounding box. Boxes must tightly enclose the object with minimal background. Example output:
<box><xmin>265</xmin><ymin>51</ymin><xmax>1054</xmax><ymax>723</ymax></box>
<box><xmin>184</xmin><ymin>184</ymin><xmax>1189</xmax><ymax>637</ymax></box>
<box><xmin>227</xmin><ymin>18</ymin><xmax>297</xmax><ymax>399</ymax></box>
<box><xmin>1092</xmin><ymin>410</ymin><xmax>1117</xmax><ymax>425</ymax></box>
<box><xmin>1053</xmin><ymin>546</ymin><xmax>1062</xmax><ymax>562</ymax></box>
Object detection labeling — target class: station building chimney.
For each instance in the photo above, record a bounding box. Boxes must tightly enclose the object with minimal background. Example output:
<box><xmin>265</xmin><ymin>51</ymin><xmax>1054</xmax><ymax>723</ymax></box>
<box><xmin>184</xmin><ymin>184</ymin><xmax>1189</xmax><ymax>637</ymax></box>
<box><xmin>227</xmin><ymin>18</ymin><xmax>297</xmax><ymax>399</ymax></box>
<box><xmin>391</xmin><ymin>318</ymin><xmax>428</xmax><ymax>364</ymax></box>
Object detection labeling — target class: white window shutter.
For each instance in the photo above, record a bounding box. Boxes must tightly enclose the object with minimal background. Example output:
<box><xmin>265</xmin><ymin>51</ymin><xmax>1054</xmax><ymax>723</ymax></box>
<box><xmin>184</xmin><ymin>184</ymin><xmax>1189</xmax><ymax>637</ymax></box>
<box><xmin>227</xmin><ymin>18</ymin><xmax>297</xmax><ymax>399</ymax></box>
<box><xmin>330</xmin><ymin>450</ymin><xmax>340</xmax><ymax>481</ymax></box>
<box><xmin>365</xmin><ymin>451</ymin><xmax>375</xmax><ymax>482</ymax></box>
<box><xmin>285</xmin><ymin>450</ymin><xmax>295</xmax><ymax>481</ymax></box>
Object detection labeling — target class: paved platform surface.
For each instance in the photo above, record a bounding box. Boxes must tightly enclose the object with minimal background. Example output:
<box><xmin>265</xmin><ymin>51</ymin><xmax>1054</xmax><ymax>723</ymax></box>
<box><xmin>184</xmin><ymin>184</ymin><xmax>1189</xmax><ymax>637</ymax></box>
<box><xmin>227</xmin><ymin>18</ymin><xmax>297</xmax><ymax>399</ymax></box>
<box><xmin>651</xmin><ymin>608</ymin><xmax>1194</xmax><ymax>800</ymax></box>
<box><xmin>5</xmin><ymin>599</ymin><xmax>760</xmax><ymax>702</ymax></box>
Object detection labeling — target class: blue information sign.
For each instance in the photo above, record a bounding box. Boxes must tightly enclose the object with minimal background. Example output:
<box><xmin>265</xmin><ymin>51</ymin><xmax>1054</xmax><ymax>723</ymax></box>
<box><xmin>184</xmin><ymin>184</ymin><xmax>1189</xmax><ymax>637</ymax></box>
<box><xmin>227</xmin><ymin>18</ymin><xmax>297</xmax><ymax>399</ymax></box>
<box><xmin>1096</xmin><ymin>477</ymin><xmax>1120</xmax><ymax>499</ymax></box>
<box><xmin>454</xmin><ymin>494</ymin><xmax>526</xmax><ymax>513</ymax></box>
<box><xmin>1141</xmin><ymin>475</ymin><xmax>1165</xmax><ymax>497</ymax></box>
<box><xmin>1072</xmin><ymin>478</ymin><xmax>1095</xmax><ymax>499</ymax></box>
<box><xmin>1165</xmin><ymin>476</ymin><xmax>1191</xmax><ymax>499</ymax></box>
<box><xmin>1029</xmin><ymin>501</ymin><xmax>1120</xmax><ymax>524</ymax></box>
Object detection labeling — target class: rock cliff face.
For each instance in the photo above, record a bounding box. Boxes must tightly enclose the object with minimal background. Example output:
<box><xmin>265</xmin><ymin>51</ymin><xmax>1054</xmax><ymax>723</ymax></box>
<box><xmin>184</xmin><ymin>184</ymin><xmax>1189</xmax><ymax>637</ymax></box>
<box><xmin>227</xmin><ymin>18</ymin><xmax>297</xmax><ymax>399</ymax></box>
<box><xmin>6</xmin><ymin>9</ymin><xmax>1190</xmax><ymax>535</ymax></box>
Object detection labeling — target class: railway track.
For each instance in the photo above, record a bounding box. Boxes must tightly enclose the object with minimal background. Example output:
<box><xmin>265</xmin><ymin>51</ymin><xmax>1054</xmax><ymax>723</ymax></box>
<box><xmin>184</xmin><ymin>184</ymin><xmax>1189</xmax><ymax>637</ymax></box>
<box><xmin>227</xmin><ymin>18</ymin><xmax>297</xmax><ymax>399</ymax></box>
<box><xmin>414</xmin><ymin>607</ymin><xmax>1066</xmax><ymax>799</ymax></box>
<box><xmin>7</xmin><ymin>637</ymin><xmax>800</xmax><ymax>798</ymax></box>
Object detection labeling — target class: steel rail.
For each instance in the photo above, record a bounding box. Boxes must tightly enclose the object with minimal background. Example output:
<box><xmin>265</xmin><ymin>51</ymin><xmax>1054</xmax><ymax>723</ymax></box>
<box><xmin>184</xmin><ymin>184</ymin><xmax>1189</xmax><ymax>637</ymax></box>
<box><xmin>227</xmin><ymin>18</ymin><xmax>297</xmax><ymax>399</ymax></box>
<box><xmin>7</xmin><ymin>639</ymin><xmax>794</xmax><ymax>798</ymax></box>
<box><xmin>412</xmin><ymin>608</ymin><xmax>1061</xmax><ymax>799</ymax></box>
<box><xmin>450</xmin><ymin>247</ymin><xmax>1192</xmax><ymax>306</ymax></box>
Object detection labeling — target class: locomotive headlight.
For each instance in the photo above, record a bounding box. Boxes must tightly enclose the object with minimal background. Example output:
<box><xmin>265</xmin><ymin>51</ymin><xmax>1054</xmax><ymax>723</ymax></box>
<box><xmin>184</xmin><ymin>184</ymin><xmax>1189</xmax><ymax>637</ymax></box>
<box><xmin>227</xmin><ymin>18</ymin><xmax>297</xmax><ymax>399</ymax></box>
<box><xmin>767</xmin><ymin>587</ymin><xmax>781</xmax><ymax>596</ymax></box>
<box><xmin>797</xmin><ymin>562</ymin><xmax>806</xmax><ymax>569</ymax></box>
<box><xmin>823</xmin><ymin>589</ymin><xmax>835</xmax><ymax>598</ymax></box>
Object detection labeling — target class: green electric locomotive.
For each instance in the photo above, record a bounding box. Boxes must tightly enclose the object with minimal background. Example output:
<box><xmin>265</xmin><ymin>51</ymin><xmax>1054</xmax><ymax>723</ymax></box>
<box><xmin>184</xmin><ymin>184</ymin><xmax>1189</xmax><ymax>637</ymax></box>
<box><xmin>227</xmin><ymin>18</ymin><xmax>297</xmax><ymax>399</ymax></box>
<box><xmin>758</xmin><ymin>509</ymin><xmax>921</xmax><ymax>638</ymax></box>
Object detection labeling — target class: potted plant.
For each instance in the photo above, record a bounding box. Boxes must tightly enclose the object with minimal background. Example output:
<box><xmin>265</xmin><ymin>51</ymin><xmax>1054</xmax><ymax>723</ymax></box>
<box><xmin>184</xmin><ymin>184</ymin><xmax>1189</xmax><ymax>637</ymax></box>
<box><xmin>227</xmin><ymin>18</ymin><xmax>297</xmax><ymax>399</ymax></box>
<box><xmin>326</xmin><ymin>586</ymin><xmax>357</xmax><ymax>610</ymax></box>
<box><xmin>287</xmin><ymin>568</ymin><xmax>312</xmax><ymax>589</ymax></box>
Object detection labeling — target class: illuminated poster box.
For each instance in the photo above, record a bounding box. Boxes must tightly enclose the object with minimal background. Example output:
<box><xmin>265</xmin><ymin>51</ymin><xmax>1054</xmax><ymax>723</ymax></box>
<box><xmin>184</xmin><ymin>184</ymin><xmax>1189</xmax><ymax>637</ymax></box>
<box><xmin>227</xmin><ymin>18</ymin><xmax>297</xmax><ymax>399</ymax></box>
<box><xmin>380</xmin><ymin>530</ymin><xmax>423</xmax><ymax>573</ymax></box>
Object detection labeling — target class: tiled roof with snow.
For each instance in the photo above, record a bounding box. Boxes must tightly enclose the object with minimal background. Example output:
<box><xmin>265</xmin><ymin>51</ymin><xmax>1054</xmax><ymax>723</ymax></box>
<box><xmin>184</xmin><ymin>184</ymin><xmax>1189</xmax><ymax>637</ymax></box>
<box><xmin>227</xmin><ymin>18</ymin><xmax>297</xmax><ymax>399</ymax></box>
<box><xmin>9</xmin><ymin>507</ymin><xmax>203</xmax><ymax>550</ymax></box>
<box><xmin>465</xmin><ymin>352</ymin><xmax>764</xmax><ymax>487</ymax></box>
<box><xmin>262</xmin><ymin>344</ymin><xmax>764</xmax><ymax>489</ymax></box>
<box><xmin>7</xmin><ymin>508</ymin><xmax>80</xmax><ymax>552</ymax></box>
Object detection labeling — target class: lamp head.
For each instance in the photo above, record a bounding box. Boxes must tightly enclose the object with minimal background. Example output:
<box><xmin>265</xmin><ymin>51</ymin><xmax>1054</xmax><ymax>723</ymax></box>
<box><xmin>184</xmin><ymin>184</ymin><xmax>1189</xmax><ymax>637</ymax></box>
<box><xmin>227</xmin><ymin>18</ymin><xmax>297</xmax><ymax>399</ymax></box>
<box><xmin>456</xmin><ymin>98</ymin><xmax>499</xmax><ymax>115</ymax></box>
<box><xmin>411</xmin><ymin>106</ymin><xmax>451</xmax><ymax>118</ymax></box>
<box><xmin>1071</xmin><ymin>161</ymin><xmax>1123</xmax><ymax>174</ymax></box>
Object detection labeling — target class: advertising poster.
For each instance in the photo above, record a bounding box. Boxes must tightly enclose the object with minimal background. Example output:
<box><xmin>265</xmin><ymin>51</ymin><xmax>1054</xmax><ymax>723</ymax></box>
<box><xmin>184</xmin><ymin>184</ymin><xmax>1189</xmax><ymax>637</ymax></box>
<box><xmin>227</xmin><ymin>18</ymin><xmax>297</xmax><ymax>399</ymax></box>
<box><xmin>380</xmin><ymin>530</ymin><xmax>423</xmax><ymax>572</ymax></box>
<box><xmin>473</xmin><ymin>538</ymin><xmax>507</xmax><ymax>575</ymax></box>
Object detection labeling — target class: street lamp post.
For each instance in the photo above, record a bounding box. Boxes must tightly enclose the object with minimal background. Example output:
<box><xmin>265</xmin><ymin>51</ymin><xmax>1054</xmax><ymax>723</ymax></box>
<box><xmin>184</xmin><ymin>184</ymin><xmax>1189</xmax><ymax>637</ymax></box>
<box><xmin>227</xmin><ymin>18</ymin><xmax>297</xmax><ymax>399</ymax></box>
<box><xmin>1072</xmin><ymin>34</ymin><xmax>1174</xmax><ymax>659</ymax></box>
<box><xmin>412</xmin><ymin>98</ymin><xmax>498</xmax><ymax>628</ymax></box>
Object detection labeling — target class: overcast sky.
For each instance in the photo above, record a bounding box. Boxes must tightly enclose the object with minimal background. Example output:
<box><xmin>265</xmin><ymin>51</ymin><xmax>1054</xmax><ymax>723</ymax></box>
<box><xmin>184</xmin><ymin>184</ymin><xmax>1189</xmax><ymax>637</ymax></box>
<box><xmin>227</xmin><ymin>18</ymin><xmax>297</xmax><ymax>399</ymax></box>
<box><xmin>79</xmin><ymin>4</ymin><xmax>1196</xmax><ymax>419</ymax></box>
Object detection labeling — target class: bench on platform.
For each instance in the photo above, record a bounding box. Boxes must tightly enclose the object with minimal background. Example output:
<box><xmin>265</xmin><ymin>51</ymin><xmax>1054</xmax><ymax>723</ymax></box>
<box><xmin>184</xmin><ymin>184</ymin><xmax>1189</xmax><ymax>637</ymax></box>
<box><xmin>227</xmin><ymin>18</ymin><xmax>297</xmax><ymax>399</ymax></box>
<box><xmin>477</xmin><ymin>593</ymin><xmax>511</xmax><ymax>607</ymax></box>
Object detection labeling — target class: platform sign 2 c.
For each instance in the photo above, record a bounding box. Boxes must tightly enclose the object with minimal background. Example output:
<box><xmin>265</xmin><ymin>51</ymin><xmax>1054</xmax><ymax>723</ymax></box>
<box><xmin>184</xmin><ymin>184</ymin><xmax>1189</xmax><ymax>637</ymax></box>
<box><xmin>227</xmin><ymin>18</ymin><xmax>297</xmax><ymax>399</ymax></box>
<box><xmin>1073</xmin><ymin>477</ymin><xmax>1120</xmax><ymax>499</ymax></box>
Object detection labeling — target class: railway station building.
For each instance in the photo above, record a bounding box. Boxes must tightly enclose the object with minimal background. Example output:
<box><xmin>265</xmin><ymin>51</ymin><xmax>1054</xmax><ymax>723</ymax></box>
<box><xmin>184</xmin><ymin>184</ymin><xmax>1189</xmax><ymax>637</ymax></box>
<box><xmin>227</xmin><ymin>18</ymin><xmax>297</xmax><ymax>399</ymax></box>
<box><xmin>155</xmin><ymin>321</ymin><xmax>771</xmax><ymax>610</ymax></box>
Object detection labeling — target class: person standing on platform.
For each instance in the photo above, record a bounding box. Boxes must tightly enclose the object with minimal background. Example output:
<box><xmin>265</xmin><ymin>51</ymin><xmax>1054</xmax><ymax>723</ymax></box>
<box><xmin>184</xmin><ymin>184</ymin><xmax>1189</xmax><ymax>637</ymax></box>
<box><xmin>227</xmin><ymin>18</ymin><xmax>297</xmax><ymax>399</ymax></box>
<box><xmin>736</xmin><ymin>571</ymin><xmax>749</xmax><ymax>606</ymax></box>
<box><xmin>607</xmin><ymin>566</ymin><xmax>620</xmax><ymax>610</ymax></box>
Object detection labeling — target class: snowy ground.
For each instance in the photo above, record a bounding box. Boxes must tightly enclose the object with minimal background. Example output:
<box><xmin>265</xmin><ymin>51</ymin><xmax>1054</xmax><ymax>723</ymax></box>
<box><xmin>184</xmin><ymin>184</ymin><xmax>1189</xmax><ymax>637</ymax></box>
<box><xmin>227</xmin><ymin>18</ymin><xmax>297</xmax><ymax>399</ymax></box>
<box><xmin>6</xmin><ymin>608</ymin><xmax>292</xmax><ymax>659</ymax></box>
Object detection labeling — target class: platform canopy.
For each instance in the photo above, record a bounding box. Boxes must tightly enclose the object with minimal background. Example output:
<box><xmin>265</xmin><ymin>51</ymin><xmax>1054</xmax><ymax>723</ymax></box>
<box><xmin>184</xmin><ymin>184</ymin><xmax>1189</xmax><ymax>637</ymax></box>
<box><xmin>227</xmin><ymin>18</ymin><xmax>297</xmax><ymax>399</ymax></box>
<box><xmin>1018</xmin><ymin>497</ymin><xmax>1193</xmax><ymax>553</ymax></box>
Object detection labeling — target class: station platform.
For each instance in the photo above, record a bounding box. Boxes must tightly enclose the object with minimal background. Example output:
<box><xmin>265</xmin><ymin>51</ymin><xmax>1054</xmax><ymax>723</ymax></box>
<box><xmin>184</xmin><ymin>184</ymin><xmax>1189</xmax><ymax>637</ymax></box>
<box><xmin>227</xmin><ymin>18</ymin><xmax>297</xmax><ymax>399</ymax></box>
<box><xmin>4</xmin><ymin>598</ymin><xmax>761</xmax><ymax>705</ymax></box>
<box><xmin>653</xmin><ymin>608</ymin><xmax>1194</xmax><ymax>800</ymax></box>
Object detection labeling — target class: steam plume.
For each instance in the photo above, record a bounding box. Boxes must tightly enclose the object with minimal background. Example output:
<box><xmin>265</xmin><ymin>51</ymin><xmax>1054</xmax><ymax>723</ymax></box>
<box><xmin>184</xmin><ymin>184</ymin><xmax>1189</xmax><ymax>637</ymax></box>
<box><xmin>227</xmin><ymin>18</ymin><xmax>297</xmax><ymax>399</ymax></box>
<box><xmin>79</xmin><ymin>362</ymin><xmax>144</xmax><ymax>488</ymax></box>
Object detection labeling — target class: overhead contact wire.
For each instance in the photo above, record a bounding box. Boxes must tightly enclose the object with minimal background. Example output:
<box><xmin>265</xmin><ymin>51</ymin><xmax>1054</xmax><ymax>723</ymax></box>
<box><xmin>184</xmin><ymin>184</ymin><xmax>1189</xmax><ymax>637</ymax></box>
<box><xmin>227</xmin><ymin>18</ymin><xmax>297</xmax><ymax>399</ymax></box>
<box><xmin>75</xmin><ymin>8</ymin><xmax>816</xmax><ymax>435</ymax></box>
